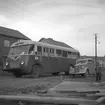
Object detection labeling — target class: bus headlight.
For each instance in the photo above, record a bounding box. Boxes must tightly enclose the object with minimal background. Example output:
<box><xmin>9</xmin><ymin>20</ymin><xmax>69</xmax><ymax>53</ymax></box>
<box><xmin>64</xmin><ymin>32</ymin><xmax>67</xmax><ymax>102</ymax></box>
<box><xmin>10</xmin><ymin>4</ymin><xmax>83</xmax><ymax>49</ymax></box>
<box><xmin>21</xmin><ymin>61</ymin><xmax>24</xmax><ymax>65</ymax></box>
<box><xmin>35</xmin><ymin>57</ymin><xmax>38</xmax><ymax>60</ymax></box>
<box><xmin>6</xmin><ymin>62</ymin><xmax>9</xmax><ymax>66</ymax></box>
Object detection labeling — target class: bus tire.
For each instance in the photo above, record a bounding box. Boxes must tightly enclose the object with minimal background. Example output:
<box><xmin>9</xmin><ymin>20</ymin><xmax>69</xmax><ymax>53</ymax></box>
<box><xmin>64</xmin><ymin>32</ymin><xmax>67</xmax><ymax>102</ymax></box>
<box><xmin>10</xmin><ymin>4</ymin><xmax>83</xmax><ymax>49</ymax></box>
<box><xmin>32</xmin><ymin>65</ymin><xmax>42</xmax><ymax>78</ymax></box>
<box><xmin>13</xmin><ymin>72</ymin><xmax>22</xmax><ymax>78</ymax></box>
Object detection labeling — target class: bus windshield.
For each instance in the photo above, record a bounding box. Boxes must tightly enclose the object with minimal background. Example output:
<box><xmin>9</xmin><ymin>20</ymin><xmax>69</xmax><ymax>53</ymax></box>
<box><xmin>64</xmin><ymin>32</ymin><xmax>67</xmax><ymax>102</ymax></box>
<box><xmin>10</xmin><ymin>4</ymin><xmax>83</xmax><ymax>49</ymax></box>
<box><xmin>76</xmin><ymin>60</ymin><xmax>87</xmax><ymax>64</ymax></box>
<box><xmin>8</xmin><ymin>45</ymin><xmax>30</xmax><ymax>55</ymax></box>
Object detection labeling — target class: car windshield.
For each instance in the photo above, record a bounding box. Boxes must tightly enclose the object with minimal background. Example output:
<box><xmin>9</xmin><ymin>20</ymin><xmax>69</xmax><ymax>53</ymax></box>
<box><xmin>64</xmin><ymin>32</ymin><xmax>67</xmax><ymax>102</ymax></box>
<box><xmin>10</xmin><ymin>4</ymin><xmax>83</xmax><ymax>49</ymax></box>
<box><xmin>76</xmin><ymin>60</ymin><xmax>87</xmax><ymax>64</ymax></box>
<box><xmin>8</xmin><ymin>45</ymin><xmax>30</xmax><ymax>55</ymax></box>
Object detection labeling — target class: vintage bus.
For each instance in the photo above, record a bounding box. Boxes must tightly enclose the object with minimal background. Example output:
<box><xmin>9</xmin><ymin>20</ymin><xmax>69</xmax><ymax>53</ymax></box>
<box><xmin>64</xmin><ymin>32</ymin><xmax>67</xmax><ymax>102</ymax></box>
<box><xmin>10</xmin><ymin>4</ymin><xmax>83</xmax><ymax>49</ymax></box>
<box><xmin>3</xmin><ymin>40</ymin><xmax>80</xmax><ymax>77</ymax></box>
<box><xmin>69</xmin><ymin>58</ymin><xmax>95</xmax><ymax>77</ymax></box>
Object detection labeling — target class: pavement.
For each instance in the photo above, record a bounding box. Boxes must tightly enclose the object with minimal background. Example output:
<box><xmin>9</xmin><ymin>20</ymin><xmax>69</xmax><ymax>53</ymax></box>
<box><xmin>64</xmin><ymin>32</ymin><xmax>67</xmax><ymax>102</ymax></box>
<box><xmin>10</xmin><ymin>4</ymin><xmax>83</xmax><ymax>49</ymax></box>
<box><xmin>49</xmin><ymin>81</ymin><xmax>105</xmax><ymax>93</ymax></box>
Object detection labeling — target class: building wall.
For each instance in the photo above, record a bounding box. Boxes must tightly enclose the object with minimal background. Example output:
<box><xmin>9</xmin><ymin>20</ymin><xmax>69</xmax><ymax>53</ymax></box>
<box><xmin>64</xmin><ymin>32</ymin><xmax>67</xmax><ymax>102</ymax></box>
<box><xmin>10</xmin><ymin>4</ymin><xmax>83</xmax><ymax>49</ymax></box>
<box><xmin>0</xmin><ymin>34</ymin><xmax>21</xmax><ymax>66</ymax></box>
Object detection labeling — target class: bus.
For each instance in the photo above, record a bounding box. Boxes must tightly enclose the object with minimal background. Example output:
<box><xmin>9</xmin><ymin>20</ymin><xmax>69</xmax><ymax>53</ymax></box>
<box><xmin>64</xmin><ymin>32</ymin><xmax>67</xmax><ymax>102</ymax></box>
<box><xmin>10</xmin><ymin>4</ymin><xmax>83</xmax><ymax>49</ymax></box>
<box><xmin>69</xmin><ymin>58</ymin><xmax>95</xmax><ymax>77</ymax></box>
<box><xmin>3</xmin><ymin>40</ymin><xmax>80</xmax><ymax>77</ymax></box>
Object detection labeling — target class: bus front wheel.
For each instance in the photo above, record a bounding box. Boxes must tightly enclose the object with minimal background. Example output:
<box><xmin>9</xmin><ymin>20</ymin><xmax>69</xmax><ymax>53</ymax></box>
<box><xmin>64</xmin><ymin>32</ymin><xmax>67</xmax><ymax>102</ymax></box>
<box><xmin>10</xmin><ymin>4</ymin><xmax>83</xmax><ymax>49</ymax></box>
<box><xmin>32</xmin><ymin>65</ymin><xmax>42</xmax><ymax>78</ymax></box>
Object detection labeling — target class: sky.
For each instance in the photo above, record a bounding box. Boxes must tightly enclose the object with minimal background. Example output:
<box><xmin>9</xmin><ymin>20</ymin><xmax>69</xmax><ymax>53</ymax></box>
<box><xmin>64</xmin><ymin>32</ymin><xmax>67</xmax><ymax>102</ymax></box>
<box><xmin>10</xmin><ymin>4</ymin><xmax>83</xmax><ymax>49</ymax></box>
<box><xmin>0</xmin><ymin>0</ymin><xmax>105</xmax><ymax>56</ymax></box>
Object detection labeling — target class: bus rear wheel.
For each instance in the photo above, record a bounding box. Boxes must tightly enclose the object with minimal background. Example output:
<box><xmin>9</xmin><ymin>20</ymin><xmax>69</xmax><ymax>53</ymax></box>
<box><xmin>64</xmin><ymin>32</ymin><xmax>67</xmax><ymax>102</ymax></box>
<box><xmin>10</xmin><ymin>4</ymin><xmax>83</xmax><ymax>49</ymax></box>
<box><xmin>32</xmin><ymin>65</ymin><xmax>42</xmax><ymax>78</ymax></box>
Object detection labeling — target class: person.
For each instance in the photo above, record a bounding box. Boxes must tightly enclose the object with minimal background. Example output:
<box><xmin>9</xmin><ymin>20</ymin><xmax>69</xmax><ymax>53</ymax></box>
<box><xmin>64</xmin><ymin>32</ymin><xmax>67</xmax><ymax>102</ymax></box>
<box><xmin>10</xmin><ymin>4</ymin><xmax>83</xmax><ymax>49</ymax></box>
<box><xmin>95</xmin><ymin>62</ymin><xmax>102</xmax><ymax>82</ymax></box>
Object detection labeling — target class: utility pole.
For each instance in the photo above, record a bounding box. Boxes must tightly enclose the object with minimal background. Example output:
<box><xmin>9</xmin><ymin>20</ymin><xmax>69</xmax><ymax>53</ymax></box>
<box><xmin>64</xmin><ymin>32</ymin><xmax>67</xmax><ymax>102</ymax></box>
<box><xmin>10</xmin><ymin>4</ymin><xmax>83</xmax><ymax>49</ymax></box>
<box><xmin>95</xmin><ymin>34</ymin><xmax>98</xmax><ymax>67</ymax></box>
<box><xmin>94</xmin><ymin>33</ymin><xmax>98</xmax><ymax>82</ymax></box>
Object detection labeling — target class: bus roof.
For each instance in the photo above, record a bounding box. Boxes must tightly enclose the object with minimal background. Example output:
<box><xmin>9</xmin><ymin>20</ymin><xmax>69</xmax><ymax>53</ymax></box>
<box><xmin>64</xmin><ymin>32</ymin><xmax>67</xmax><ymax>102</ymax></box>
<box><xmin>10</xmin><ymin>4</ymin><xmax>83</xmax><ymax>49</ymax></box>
<box><xmin>11</xmin><ymin>40</ymin><xmax>79</xmax><ymax>53</ymax></box>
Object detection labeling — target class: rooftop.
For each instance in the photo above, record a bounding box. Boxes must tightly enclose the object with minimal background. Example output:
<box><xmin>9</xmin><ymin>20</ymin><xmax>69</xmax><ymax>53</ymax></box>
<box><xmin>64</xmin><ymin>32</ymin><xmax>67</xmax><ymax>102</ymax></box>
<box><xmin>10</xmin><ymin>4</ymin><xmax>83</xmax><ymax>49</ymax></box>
<box><xmin>39</xmin><ymin>38</ymin><xmax>73</xmax><ymax>48</ymax></box>
<box><xmin>0</xmin><ymin>26</ymin><xmax>30</xmax><ymax>40</ymax></box>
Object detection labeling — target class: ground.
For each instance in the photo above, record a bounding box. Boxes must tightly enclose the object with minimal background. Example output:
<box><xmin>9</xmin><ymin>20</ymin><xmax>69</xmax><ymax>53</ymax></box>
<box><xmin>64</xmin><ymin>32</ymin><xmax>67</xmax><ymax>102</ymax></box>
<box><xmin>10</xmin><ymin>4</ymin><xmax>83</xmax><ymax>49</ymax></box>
<box><xmin>0</xmin><ymin>74</ymin><xmax>105</xmax><ymax>95</ymax></box>
<box><xmin>0</xmin><ymin>74</ymin><xmax>105</xmax><ymax>104</ymax></box>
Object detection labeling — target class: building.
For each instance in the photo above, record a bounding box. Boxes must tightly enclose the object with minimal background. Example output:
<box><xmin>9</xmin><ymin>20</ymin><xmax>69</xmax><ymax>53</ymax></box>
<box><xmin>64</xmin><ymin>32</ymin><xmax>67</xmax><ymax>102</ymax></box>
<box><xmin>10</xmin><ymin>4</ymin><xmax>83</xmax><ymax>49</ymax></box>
<box><xmin>0</xmin><ymin>26</ymin><xmax>30</xmax><ymax>67</ymax></box>
<box><xmin>39</xmin><ymin>38</ymin><xmax>74</xmax><ymax>48</ymax></box>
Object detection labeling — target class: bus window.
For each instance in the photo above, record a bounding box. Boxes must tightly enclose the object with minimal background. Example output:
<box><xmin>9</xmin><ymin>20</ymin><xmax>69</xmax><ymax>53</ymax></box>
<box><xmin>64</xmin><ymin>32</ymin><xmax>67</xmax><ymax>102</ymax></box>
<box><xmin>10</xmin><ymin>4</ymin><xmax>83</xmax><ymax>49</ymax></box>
<box><xmin>37</xmin><ymin>46</ymin><xmax>42</xmax><ymax>55</ymax></box>
<box><xmin>50</xmin><ymin>48</ymin><xmax>54</xmax><ymax>53</ymax></box>
<box><xmin>56</xmin><ymin>49</ymin><xmax>62</xmax><ymax>57</ymax></box>
<box><xmin>49</xmin><ymin>48</ymin><xmax>55</xmax><ymax>56</ymax></box>
<box><xmin>43</xmin><ymin>47</ymin><xmax>49</xmax><ymax>56</ymax></box>
<box><xmin>67</xmin><ymin>51</ymin><xmax>71</xmax><ymax>58</ymax></box>
<box><xmin>70</xmin><ymin>52</ymin><xmax>77</xmax><ymax>59</ymax></box>
<box><xmin>28</xmin><ymin>44</ymin><xmax>34</xmax><ymax>54</ymax></box>
<box><xmin>46</xmin><ymin>48</ymin><xmax>49</xmax><ymax>53</ymax></box>
<box><xmin>63</xmin><ymin>51</ymin><xmax>67</xmax><ymax>57</ymax></box>
<box><xmin>43</xmin><ymin>48</ymin><xmax>46</xmax><ymax>53</ymax></box>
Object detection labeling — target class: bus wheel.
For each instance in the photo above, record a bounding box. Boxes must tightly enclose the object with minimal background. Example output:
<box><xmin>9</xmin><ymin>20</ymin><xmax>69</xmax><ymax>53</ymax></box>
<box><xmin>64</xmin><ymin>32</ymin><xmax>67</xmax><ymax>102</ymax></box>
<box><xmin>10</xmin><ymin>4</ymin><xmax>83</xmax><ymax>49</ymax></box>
<box><xmin>13</xmin><ymin>72</ymin><xmax>22</xmax><ymax>78</ymax></box>
<box><xmin>32</xmin><ymin>65</ymin><xmax>42</xmax><ymax>78</ymax></box>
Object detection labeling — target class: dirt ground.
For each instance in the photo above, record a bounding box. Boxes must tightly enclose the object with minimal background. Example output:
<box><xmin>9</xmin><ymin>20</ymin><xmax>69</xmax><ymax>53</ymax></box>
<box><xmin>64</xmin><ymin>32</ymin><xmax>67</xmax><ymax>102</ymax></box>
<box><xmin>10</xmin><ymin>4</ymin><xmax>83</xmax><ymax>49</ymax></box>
<box><xmin>0</xmin><ymin>74</ymin><xmax>105</xmax><ymax>105</ymax></box>
<box><xmin>0</xmin><ymin>74</ymin><xmax>105</xmax><ymax>95</ymax></box>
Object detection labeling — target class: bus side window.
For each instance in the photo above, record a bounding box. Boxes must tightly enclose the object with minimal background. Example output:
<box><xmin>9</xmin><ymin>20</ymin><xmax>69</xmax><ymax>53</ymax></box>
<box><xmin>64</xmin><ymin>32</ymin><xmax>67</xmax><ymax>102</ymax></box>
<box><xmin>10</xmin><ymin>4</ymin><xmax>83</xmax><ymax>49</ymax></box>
<box><xmin>49</xmin><ymin>48</ymin><xmax>55</xmax><ymax>56</ymax></box>
<box><xmin>71</xmin><ymin>52</ymin><xmax>77</xmax><ymax>59</ymax></box>
<box><xmin>67</xmin><ymin>51</ymin><xmax>71</xmax><ymax>58</ymax></box>
<box><xmin>43</xmin><ymin>47</ymin><xmax>49</xmax><ymax>56</ymax></box>
<box><xmin>63</xmin><ymin>51</ymin><xmax>67</xmax><ymax>57</ymax></box>
<box><xmin>28</xmin><ymin>45</ymin><xmax>34</xmax><ymax>54</ymax></box>
<box><xmin>56</xmin><ymin>49</ymin><xmax>62</xmax><ymax>57</ymax></box>
<box><xmin>37</xmin><ymin>46</ymin><xmax>42</xmax><ymax>55</ymax></box>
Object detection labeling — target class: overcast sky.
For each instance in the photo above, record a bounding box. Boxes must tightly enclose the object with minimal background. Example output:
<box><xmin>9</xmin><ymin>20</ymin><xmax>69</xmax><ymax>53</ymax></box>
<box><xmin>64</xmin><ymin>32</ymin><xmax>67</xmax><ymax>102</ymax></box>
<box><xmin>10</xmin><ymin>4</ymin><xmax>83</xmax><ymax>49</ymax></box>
<box><xmin>0</xmin><ymin>0</ymin><xmax>105</xmax><ymax>56</ymax></box>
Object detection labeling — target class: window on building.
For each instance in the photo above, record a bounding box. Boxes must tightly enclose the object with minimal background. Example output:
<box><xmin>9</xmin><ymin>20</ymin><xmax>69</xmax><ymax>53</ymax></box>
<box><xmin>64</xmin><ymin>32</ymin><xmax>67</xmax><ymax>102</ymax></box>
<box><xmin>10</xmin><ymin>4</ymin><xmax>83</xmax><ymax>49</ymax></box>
<box><xmin>4</xmin><ymin>40</ymin><xmax>10</xmax><ymax>47</ymax></box>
